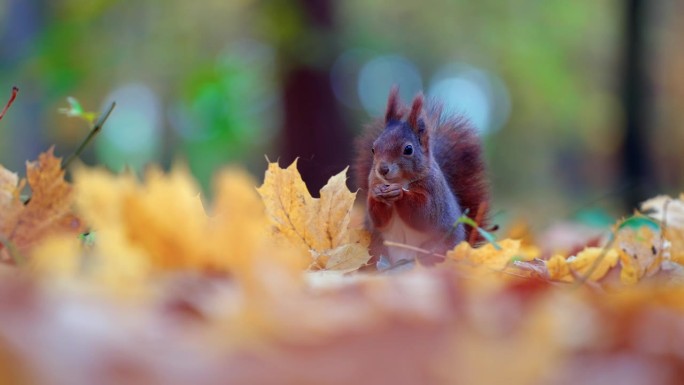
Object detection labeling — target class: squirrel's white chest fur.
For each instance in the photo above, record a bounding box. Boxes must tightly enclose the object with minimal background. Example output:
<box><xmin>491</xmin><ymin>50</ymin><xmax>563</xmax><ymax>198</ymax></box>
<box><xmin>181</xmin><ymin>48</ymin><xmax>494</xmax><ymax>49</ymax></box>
<box><xmin>381</xmin><ymin>208</ymin><xmax>433</xmax><ymax>264</ymax></box>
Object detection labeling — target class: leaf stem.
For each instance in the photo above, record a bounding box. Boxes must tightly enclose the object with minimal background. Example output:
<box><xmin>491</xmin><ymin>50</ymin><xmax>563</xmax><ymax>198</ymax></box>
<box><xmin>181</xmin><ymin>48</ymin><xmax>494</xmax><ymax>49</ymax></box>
<box><xmin>571</xmin><ymin>233</ymin><xmax>616</xmax><ymax>289</ymax></box>
<box><xmin>0</xmin><ymin>86</ymin><xmax>19</xmax><ymax>122</ymax></box>
<box><xmin>383</xmin><ymin>241</ymin><xmax>447</xmax><ymax>259</ymax></box>
<box><xmin>456</xmin><ymin>214</ymin><xmax>502</xmax><ymax>250</ymax></box>
<box><xmin>62</xmin><ymin>101</ymin><xmax>116</xmax><ymax>169</ymax></box>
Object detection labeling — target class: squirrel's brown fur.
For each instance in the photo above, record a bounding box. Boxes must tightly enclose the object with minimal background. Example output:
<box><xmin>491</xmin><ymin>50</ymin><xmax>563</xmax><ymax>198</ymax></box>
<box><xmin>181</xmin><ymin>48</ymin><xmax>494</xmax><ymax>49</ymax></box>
<box><xmin>353</xmin><ymin>88</ymin><xmax>489</xmax><ymax>259</ymax></box>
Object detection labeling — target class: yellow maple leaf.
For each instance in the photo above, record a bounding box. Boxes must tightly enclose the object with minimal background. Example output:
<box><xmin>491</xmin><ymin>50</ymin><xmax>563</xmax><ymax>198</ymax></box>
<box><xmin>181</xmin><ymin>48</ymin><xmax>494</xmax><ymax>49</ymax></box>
<box><xmin>33</xmin><ymin>163</ymin><xmax>305</xmax><ymax>294</ymax></box>
<box><xmin>121</xmin><ymin>166</ymin><xmax>211</xmax><ymax>270</ymax></box>
<box><xmin>545</xmin><ymin>248</ymin><xmax>619</xmax><ymax>283</ymax></box>
<box><xmin>323</xmin><ymin>243</ymin><xmax>371</xmax><ymax>272</ymax></box>
<box><xmin>545</xmin><ymin>254</ymin><xmax>570</xmax><ymax>280</ymax></box>
<box><xmin>211</xmin><ymin>168</ymin><xmax>269</xmax><ymax>266</ymax></box>
<box><xmin>447</xmin><ymin>238</ymin><xmax>535</xmax><ymax>273</ymax></box>
<box><xmin>211</xmin><ymin>168</ymin><xmax>308</xmax><ymax>278</ymax></box>
<box><xmin>256</xmin><ymin>159</ymin><xmax>314</xmax><ymax>256</ymax></box>
<box><xmin>257</xmin><ymin>159</ymin><xmax>370</xmax><ymax>271</ymax></box>
<box><xmin>0</xmin><ymin>148</ymin><xmax>84</xmax><ymax>260</ymax></box>
<box><xmin>70</xmin><ymin>164</ymin><xmax>214</xmax><ymax>274</ymax></box>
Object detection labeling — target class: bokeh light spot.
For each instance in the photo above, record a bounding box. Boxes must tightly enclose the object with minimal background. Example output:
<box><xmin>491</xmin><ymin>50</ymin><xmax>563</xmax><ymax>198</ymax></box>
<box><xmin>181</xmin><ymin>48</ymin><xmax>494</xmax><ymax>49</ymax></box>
<box><xmin>430</xmin><ymin>77</ymin><xmax>490</xmax><ymax>134</ymax></box>
<box><xmin>358</xmin><ymin>55</ymin><xmax>422</xmax><ymax>116</ymax></box>
<box><xmin>429</xmin><ymin>63</ymin><xmax>511</xmax><ymax>136</ymax></box>
<box><xmin>96</xmin><ymin>84</ymin><xmax>162</xmax><ymax>171</ymax></box>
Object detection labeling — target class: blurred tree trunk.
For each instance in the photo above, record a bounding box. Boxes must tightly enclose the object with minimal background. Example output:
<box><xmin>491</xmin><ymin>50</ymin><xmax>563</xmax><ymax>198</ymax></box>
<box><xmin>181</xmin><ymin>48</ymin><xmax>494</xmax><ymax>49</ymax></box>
<box><xmin>267</xmin><ymin>0</ymin><xmax>350</xmax><ymax>196</ymax></box>
<box><xmin>620</xmin><ymin>0</ymin><xmax>655</xmax><ymax>209</ymax></box>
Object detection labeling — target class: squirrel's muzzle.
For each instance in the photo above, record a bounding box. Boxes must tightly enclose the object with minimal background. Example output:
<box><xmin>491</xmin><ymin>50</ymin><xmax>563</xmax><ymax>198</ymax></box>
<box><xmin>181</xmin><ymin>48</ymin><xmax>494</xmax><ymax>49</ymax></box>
<box><xmin>376</xmin><ymin>162</ymin><xmax>400</xmax><ymax>181</ymax></box>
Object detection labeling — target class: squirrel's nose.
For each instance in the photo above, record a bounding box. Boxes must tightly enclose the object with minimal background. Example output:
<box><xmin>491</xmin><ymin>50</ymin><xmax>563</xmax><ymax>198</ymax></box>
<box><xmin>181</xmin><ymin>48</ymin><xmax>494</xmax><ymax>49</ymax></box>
<box><xmin>379</xmin><ymin>164</ymin><xmax>390</xmax><ymax>176</ymax></box>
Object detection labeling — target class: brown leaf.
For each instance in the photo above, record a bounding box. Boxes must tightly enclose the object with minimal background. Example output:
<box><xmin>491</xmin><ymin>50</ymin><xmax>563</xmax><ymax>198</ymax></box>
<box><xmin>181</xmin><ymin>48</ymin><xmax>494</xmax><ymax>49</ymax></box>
<box><xmin>0</xmin><ymin>148</ymin><xmax>84</xmax><ymax>258</ymax></box>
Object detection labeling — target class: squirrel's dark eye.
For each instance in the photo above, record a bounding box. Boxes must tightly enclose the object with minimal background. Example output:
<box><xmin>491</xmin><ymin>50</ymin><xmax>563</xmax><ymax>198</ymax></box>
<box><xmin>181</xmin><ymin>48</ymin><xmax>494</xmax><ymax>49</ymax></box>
<box><xmin>403</xmin><ymin>144</ymin><xmax>413</xmax><ymax>155</ymax></box>
<box><xmin>371</xmin><ymin>147</ymin><xmax>375</xmax><ymax>155</ymax></box>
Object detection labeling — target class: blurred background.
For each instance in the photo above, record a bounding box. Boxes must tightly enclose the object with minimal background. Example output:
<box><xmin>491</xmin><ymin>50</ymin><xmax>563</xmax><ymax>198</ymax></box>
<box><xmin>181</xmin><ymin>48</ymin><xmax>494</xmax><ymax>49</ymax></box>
<box><xmin>0</xmin><ymin>0</ymin><xmax>682</xmax><ymax>227</ymax></box>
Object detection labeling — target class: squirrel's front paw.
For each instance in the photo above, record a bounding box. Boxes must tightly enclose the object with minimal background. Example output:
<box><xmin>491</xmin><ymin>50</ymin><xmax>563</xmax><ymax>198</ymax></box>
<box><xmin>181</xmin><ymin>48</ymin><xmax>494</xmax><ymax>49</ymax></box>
<box><xmin>371</xmin><ymin>183</ymin><xmax>403</xmax><ymax>204</ymax></box>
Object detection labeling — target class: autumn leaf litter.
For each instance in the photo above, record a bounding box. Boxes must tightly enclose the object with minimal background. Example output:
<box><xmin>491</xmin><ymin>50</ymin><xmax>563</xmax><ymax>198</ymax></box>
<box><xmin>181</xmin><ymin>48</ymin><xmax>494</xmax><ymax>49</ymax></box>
<box><xmin>1</xmin><ymin>150</ymin><xmax>684</xmax><ymax>384</ymax></box>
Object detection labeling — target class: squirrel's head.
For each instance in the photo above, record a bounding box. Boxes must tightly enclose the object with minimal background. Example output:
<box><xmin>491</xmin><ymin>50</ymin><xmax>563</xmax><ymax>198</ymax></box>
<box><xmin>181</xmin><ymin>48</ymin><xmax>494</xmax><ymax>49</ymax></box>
<box><xmin>371</xmin><ymin>87</ymin><xmax>432</xmax><ymax>184</ymax></box>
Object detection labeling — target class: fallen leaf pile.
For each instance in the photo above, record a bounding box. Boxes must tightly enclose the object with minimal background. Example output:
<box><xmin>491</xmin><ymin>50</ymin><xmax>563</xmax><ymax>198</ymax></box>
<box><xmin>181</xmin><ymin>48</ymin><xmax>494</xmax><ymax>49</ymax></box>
<box><xmin>514</xmin><ymin>200</ymin><xmax>684</xmax><ymax>287</ymax></box>
<box><xmin>2</xmin><ymin>148</ymin><xmax>684</xmax><ymax>384</ymax></box>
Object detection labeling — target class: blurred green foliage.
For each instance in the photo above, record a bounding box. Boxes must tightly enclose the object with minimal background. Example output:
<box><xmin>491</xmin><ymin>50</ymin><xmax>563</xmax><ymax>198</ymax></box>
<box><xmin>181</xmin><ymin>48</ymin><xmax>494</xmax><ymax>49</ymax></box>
<box><xmin>1</xmin><ymin>0</ymin><xmax>682</xmax><ymax>223</ymax></box>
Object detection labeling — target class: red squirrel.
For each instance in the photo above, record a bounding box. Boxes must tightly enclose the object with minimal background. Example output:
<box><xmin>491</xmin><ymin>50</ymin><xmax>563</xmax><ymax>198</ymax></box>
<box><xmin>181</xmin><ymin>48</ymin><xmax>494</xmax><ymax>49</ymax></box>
<box><xmin>353</xmin><ymin>87</ymin><xmax>489</xmax><ymax>267</ymax></box>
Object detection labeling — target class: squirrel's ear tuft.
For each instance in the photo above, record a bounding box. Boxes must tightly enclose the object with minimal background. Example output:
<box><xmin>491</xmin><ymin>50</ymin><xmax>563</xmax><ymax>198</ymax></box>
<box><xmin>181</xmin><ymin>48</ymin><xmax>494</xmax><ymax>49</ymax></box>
<box><xmin>385</xmin><ymin>86</ymin><xmax>401</xmax><ymax>123</ymax></box>
<box><xmin>408</xmin><ymin>93</ymin><xmax>424</xmax><ymax>131</ymax></box>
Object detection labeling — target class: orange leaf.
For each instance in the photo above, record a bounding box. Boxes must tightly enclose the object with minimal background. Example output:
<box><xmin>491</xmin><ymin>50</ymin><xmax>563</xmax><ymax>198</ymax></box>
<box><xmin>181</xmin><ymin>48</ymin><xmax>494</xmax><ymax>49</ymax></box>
<box><xmin>0</xmin><ymin>147</ymin><xmax>84</xmax><ymax>259</ymax></box>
